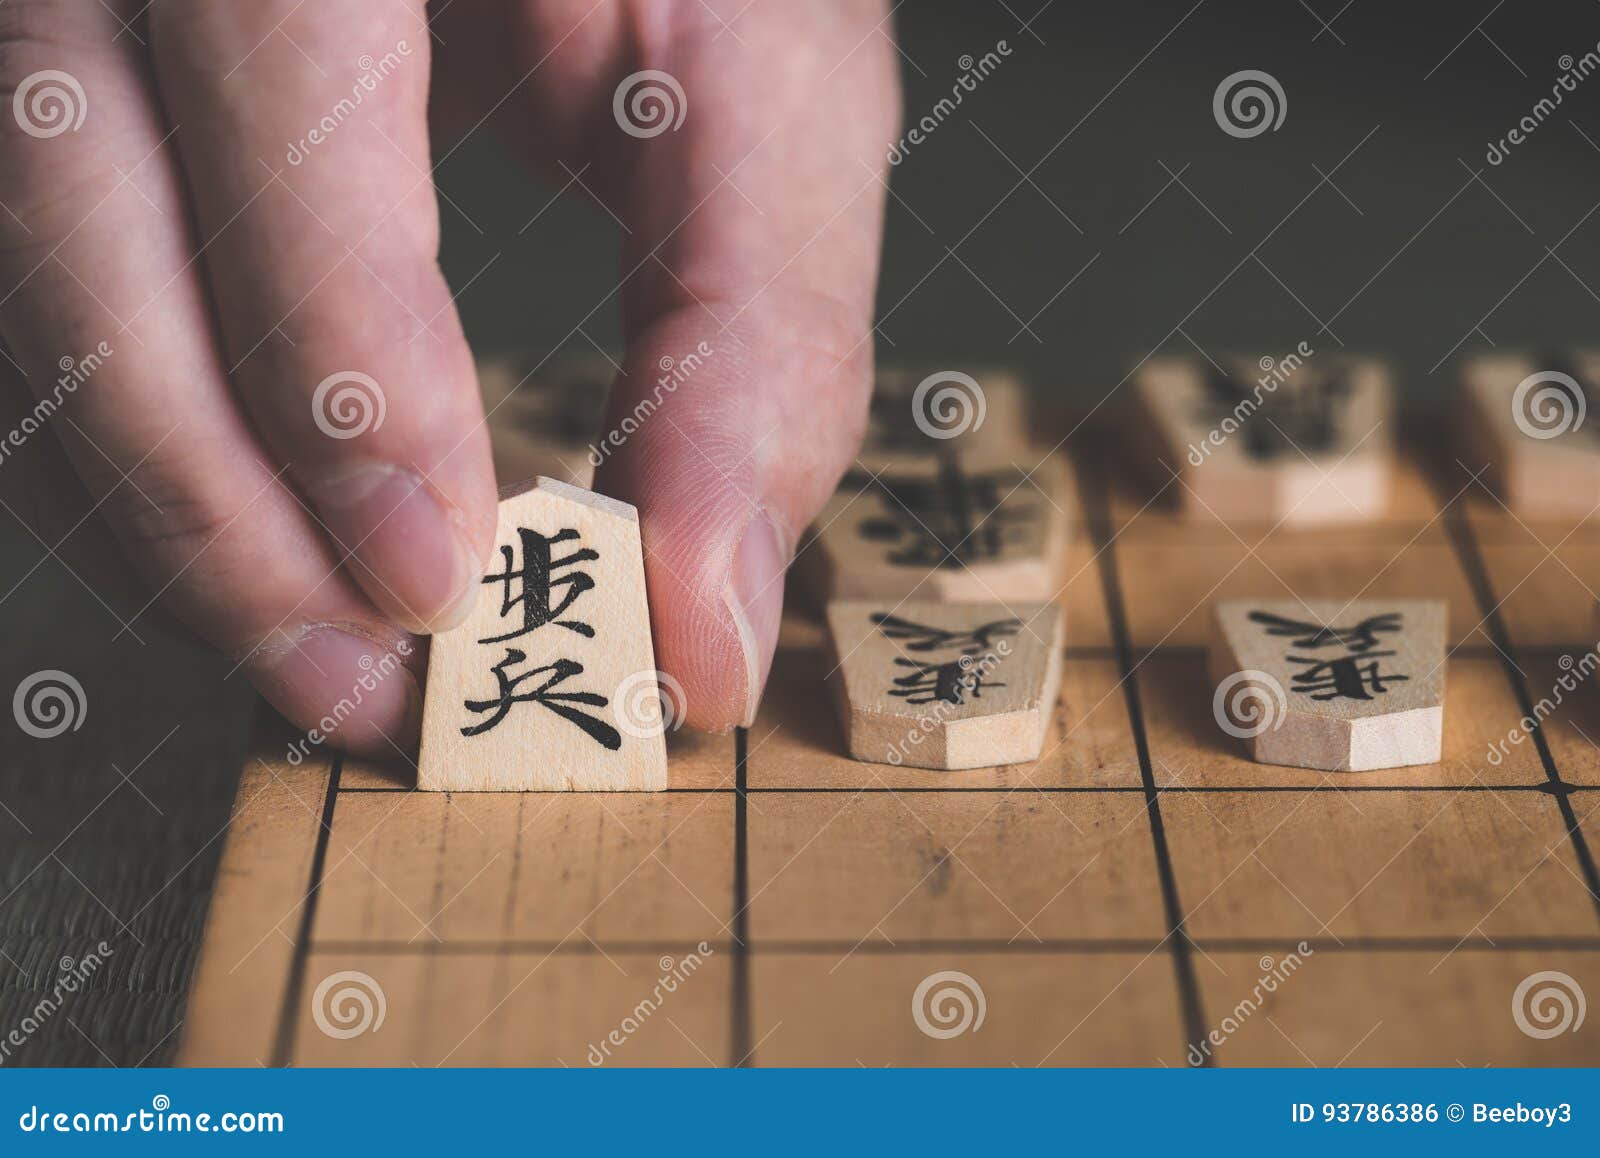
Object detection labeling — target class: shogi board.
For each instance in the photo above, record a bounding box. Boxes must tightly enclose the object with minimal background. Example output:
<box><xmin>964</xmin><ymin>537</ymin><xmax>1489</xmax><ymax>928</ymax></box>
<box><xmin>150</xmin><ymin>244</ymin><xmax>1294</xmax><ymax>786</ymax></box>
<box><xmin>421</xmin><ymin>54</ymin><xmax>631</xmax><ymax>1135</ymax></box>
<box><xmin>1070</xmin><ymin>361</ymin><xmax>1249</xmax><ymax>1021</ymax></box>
<box><xmin>177</xmin><ymin>418</ymin><xmax>1600</xmax><ymax>1068</ymax></box>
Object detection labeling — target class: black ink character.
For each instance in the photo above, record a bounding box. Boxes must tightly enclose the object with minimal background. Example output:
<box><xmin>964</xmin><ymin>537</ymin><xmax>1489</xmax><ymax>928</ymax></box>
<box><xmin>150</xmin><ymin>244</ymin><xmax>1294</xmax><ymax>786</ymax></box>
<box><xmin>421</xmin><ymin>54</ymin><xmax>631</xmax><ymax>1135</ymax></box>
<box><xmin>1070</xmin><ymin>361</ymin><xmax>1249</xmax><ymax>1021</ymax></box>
<box><xmin>1247</xmin><ymin>610</ymin><xmax>1401</xmax><ymax>655</ymax></box>
<box><xmin>461</xmin><ymin>650</ymin><xmax>622</xmax><ymax>748</ymax></box>
<box><xmin>851</xmin><ymin>460</ymin><xmax>1033</xmax><ymax>568</ymax></box>
<box><xmin>870</xmin><ymin>612</ymin><xmax>1021</xmax><ymax>655</ymax></box>
<box><xmin>1285</xmin><ymin>653</ymin><xmax>1409</xmax><ymax>702</ymax></box>
<box><xmin>1195</xmin><ymin>363</ymin><xmax>1352</xmax><ymax>460</ymax></box>
<box><xmin>887</xmin><ymin>657</ymin><xmax>1003</xmax><ymax>706</ymax></box>
<box><xmin>480</xmin><ymin>527</ymin><xmax>599</xmax><ymax>645</ymax></box>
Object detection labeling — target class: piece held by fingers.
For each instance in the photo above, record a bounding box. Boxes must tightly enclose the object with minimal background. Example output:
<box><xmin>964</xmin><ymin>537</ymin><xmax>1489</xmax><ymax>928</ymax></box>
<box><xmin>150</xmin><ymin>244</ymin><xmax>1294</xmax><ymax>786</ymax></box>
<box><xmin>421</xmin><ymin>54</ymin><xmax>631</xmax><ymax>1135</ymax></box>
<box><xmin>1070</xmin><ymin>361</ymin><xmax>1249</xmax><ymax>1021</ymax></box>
<box><xmin>1456</xmin><ymin>349</ymin><xmax>1600</xmax><ymax>521</ymax></box>
<box><xmin>418</xmin><ymin>477</ymin><xmax>666</xmax><ymax>791</ymax></box>
<box><xmin>1131</xmin><ymin>353</ymin><xmax>1395</xmax><ymax>525</ymax></box>
<box><xmin>799</xmin><ymin>451</ymin><xmax>1072</xmax><ymax>605</ymax></box>
<box><xmin>1209</xmin><ymin>598</ymin><xmax>1447</xmax><ymax>772</ymax></box>
<box><xmin>826</xmin><ymin>600</ymin><xmax>1064</xmax><ymax>770</ymax></box>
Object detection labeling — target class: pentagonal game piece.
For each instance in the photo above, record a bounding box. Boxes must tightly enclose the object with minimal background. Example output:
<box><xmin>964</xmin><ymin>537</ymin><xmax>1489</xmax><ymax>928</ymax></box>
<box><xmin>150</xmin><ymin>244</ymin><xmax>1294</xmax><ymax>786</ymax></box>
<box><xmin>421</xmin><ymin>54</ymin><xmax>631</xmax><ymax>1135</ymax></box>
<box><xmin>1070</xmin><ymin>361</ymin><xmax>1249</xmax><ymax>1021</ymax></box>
<box><xmin>826</xmin><ymin>600</ymin><xmax>1064</xmax><ymax>770</ymax></box>
<box><xmin>419</xmin><ymin>477</ymin><xmax>667</xmax><ymax>791</ymax></box>
<box><xmin>864</xmin><ymin>365</ymin><xmax>1031</xmax><ymax>463</ymax></box>
<box><xmin>799</xmin><ymin>452</ymin><xmax>1071</xmax><ymax>604</ymax></box>
<box><xmin>1457</xmin><ymin>349</ymin><xmax>1600</xmax><ymax>520</ymax></box>
<box><xmin>1209</xmin><ymin>598</ymin><xmax>1447</xmax><ymax>772</ymax></box>
<box><xmin>1131</xmin><ymin>353</ymin><xmax>1394</xmax><ymax>525</ymax></box>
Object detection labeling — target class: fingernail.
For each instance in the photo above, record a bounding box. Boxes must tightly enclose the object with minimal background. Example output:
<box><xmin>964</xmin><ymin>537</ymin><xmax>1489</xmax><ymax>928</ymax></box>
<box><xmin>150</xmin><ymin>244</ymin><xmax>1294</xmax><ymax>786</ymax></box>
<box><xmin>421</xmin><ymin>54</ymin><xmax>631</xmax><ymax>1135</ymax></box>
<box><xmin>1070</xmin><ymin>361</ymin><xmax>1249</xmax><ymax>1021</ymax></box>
<box><xmin>304</xmin><ymin>462</ymin><xmax>480</xmax><ymax>633</ymax></box>
<box><xmin>725</xmin><ymin>510</ymin><xmax>789</xmax><ymax>728</ymax></box>
<box><xmin>250</xmin><ymin>623</ymin><xmax>422</xmax><ymax>757</ymax></box>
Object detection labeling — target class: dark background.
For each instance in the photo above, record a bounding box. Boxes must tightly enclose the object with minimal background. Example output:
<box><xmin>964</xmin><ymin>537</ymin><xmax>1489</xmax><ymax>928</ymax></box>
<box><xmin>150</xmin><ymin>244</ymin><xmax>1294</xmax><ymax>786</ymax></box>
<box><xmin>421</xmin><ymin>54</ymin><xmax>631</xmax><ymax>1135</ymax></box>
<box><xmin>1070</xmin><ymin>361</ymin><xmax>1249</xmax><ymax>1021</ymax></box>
<box><xmin>4</xmin><ymin>0</ymin><xmax>1600</xmax><ymax>1064</ymax></box>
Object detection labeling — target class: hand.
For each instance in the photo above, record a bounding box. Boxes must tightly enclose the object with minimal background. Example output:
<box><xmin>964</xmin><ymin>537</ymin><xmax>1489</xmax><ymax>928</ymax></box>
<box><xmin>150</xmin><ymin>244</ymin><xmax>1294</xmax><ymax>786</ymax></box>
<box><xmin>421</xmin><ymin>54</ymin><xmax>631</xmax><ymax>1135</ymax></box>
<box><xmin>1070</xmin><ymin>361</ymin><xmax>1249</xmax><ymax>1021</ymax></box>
<box><xmin>0</xmin><ymin>0</ymin><xmax>898</xmax><ymax>754</ymax></box>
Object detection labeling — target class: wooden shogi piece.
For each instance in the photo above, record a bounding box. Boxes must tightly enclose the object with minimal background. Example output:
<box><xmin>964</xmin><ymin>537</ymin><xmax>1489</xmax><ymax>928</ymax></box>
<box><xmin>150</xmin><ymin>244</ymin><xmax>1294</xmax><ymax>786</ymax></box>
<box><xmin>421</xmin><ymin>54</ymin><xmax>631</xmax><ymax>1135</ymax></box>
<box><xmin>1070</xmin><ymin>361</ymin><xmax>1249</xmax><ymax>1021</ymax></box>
<box><xmin>478</xmin><ymin>350</ymin><xmax>612</xmax><ymax>488</ymax></box>
<box><xmin>418</xmin><ymin>477</ymin><xmax>667</xmax><ymax>791</ymax></box>
<box><xmin>863</xmin><ymin>365</ymin><xmax>1031</xmax><ymax>463</ymax></box>
<box><xmin>1209</xmin><ymin>598</ymin><xmax>1447</xmax><ymax>772</ymax></box>
<box><xmin>1130</xmin><ymin>353</ymin><xmax>1395</xmax><ymax>525</ymax></box>
<box><xmin>1457</xmin><ymin>350</ymin><xmax>1600</xmax><ymax>520</ymax></box>
<box><xmin>825</xmin><ymin>600</ymin><xmax>1064</xmax><ymax>770</ymax></box>
<box><xmin>798</xmin><ymin>452</ymin><xmax>1071</xmax><ymax>604</ymax></box>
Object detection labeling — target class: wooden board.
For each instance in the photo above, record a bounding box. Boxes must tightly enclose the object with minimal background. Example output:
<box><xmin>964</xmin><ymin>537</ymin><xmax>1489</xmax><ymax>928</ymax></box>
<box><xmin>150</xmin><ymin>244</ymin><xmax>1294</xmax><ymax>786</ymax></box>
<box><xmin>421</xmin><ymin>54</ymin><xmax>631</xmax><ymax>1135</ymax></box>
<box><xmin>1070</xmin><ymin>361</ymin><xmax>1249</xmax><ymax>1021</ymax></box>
<box><xmin>176</xmin><ymin>403</ymin><xmax>1600</xmax><ymax>1068</ymax></box>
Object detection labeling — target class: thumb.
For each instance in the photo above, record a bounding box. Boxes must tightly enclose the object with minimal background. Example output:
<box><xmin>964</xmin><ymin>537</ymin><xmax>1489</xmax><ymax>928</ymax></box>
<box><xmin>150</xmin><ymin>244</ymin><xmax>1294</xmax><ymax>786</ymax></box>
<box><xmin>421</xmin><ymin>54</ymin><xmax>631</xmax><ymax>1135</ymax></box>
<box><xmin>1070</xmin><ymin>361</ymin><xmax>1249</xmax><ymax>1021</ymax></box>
<box><xmin>595</xmin><ymin>294</ymin><xmax>875</xmax><ymax>731</ymax></box>
<box><xmin>590</xmin><ymin>3</ymin><xmax>898</xmax><ymax>731</ymax></box>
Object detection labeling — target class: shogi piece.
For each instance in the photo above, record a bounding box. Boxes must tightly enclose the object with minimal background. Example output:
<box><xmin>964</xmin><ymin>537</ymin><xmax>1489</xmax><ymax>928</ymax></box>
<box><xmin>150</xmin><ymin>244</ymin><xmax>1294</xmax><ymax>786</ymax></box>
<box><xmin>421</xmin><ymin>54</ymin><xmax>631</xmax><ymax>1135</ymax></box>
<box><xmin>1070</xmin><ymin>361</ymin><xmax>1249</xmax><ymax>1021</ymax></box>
<box><xmin>1209</xmin><ymin>598</ymin><xmax>1447</xmax><ymax>772</ymax></box>
<box><xmin>1131</xmin><ymin>354</ymin><xmax>1394</xmax><ymax>525</ymax></box>
<box><xmin>419</xmin><ymin>477</ymin><xmax>667</xmax><ymax>791</ymax></box>
<box><xmin>799</xmin><ymin>452</ymin><xmax>1071</xmax><ymax>604</ymax></box>
<box><xmin>863</xmin><ymin>365</ymin><xmax>1030</xmax><ymax>465</ymax></box>
<box><xmin>478</xmin><ymin>350</ymin><xmax>613</xmax><ymax>488</ymax></box>
<box><xmin>826</xmin><ymin>600</ymin><xmax>1064</xmax><ymax>770</ymax></box>
<box><xmin>1457</xmin><ymin>350</ymin><xmax>1600</xmax><ymax>519</ymax></box>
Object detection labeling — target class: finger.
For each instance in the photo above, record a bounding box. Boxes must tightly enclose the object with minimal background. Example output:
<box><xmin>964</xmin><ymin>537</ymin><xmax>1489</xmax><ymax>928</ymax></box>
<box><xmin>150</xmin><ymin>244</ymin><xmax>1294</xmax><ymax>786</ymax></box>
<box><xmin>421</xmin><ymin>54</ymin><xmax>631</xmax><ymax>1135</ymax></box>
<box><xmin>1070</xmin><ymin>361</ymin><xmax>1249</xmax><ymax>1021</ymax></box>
<box><xmin>592</xmin><ymin>1</ymin><xmax>899</xmax><ymax>730</ymax></box>
<box><xmin>147</xmin><ymin>0</ymin><xmax>496</xmax><ymax>633</ymax></box>
<box><xmin>0</xmin><ymin>2</ymin><xmax>419</xmax><ymax>755</ymax></box>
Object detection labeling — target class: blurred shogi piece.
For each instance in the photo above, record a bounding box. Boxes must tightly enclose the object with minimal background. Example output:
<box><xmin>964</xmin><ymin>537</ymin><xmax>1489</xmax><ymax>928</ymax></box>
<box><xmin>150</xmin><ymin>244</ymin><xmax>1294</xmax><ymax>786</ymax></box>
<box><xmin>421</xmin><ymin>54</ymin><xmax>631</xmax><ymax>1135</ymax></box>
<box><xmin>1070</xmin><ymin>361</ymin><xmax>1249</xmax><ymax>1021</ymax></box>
<box><xmin>1209</xmin><ymin>598</ymin><xmax>1446</xmax><ymax>772</ymax></box>
<box><xmin>826</xmin><ymin>600</ymin><xmax>1064</xmax><ymax>769</ymax></box>
<box><xmin>862</xmin><ymin>365</ymin><xmax>1032</xmax><ymax>466</ymax></box>
<box><xmin>478</xmin><ymin>350</ymin><xmax>613</xmax><ymax>488</ymax></box>
<box><xmin>1130</xmin><ymin>353</ymin><xmax>1395</xmax><ymax>525</ymax></box>
<box><xmin>1457</xmin><ymin>350</ymin><xmax>1600</xmax><ymax>520</ymax></box>
<box><xmin>799</xmin><ymin>450</ymin><xmax>1071</xmax><ymax>604</ymax></box>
